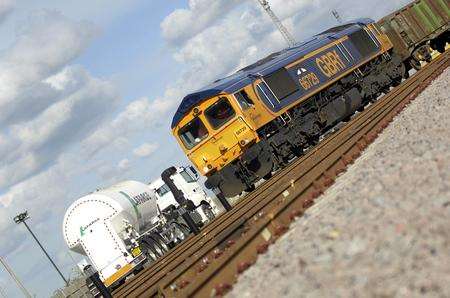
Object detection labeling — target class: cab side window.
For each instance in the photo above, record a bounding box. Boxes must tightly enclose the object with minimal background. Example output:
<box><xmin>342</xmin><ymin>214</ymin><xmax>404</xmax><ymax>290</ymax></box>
<box><xmin>234</xmin><ymin>90</ymin><xmax>254</xmax><ymax>110</ymax></box>
<box><xmin>180</xmin><ymin>170</ymin><xmax>195</xmax><ymax>183</ymax></box>
<box><xmin>156</xmin><ymin>184</ymin><xmax>170</xmax><ymax>197</ymax></box>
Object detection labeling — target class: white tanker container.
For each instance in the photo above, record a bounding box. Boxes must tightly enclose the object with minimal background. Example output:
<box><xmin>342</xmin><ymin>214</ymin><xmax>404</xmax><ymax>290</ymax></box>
<box><xmin>63</xmin><ymin>181</ymin><xmax>162</xmax><ymax>287</ymax></box>
<box><xmin>63</xmin><ymin>167</ymin><xmax>218</xmax><ymax>290</ymax></box>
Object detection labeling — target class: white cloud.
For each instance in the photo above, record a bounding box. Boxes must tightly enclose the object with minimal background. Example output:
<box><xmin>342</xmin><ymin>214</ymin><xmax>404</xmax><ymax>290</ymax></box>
<box><xmin>82</xmin><ymin>96</ymin><xmax>176</xmax><ymax>158</ymax></box>
<box><xmin>0</xmin><ymin>7</ymin><xmax>122</xmax><ymax>275</ymax></box>
<box><xmin>117</xmin><ymin>158</ymin><xmax>130</xmax><ymax>170</ymax></box>
<box><xmin>0</xmin><ymin>11</ymin><xmax>118</xmax><ymax>189</ymax></box>
<box><xmin>0</xmin><ymin>0</ymin><xmax>13</xmax><ymax>20</ymax></box>
<box><xmin>15</xmin><ymin>0</ymin><xmax>139</xmax><ymax>28</ymax></box>
<box><xmin>0</xmin><ymin>10</ymin><xmax>99</xmax><ymax>126</ymax></box>
<box><xmin>133</xmin><ymin>143</ymin><xmax>159</xmax><ymax>158</ymax></box>
<box><xmin>161</xmin><ymin>0</ymin><xmax>247</xmax><ymax>46</ymax></box>
<box><xmin>0</xmin><ymin>0</ymin><xmax>14</xmax><ymax>24</ymax></box>
<box><xmin>0</xmin><ymin>163</ymin><xmax>69</xmax><ymax>255</ymax></box>
<box><xmin>0</xmin><ymin>66</ymin><xmax>118</xmax><ymax>189</ymax></box>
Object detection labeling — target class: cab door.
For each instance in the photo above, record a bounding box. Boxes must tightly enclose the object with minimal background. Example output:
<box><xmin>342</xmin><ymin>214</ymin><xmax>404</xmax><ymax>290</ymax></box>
<box><xmin>233</xmin><ymin>88</ymin><xmax>261</xmax><ymax>128</ymax></box>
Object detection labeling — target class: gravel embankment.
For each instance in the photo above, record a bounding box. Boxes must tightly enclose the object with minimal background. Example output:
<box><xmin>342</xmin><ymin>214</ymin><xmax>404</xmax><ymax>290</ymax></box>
<box><xmin>228</xmin><ymin>68</ymin><xmax>450</xmax><ymax>298</ymax></box>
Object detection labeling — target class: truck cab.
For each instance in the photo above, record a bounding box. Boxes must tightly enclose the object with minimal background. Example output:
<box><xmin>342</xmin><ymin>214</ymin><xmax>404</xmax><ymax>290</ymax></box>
<box><xmin>150</xmin><ymin>166</ymin><xmax>219</xmax><ymax>223</ymax></box>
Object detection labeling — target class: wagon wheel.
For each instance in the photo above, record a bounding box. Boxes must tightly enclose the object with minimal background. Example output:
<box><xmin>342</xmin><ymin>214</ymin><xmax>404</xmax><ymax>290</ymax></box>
<box><xmin>403</xmin><ymin>69</ymin><xmax>410</xmax><ymax>79</ymax></box>
<box><xmin>245</xmin><ymin>183</ymin><xmax>256</xmax><ymax>193</ymax></box>
<box><xmin>432</xmin><ymin>39</ymin><xmax>446</xmax><ymax>54</ymax></box>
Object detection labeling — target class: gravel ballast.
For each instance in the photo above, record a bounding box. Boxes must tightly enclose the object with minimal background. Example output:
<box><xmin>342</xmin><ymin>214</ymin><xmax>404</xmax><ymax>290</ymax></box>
<box><xmin>228</xmin><ymin>68</ymin><xmax>450</xmax><ymax>298</ymax></box>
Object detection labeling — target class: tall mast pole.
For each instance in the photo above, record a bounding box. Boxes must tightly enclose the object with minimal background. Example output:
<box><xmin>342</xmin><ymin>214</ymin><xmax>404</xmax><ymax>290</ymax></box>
<box><xmin>257</xmin><ymin>0</ymin><xmax>296</xmax><ymax>47</ymax></box>
<box><xmin>0</xmin><ymin>256</ymin><xmax>32</xmax><ymax>298</ymax></box>
<box><xmin>14</xmin><ymin>211</ymin><xmax>68</xmax><ymax>286</ymax></box>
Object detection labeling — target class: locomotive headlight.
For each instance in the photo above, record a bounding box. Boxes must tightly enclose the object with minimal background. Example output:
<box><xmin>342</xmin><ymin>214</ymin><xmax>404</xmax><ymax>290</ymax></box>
<box><xmin>239</xmin><ymin>139</ymin><xmax>249</xmax><ymax>146</ymax></box>
<box><xmin>203</xmin><ymin>164</ymin><xmax>213</xmax><ymax>174</ymax></box>
<box><xmin>193</xmin><ymin>107</ymin><xmax>200</xmax><ymax>116</ymax></box>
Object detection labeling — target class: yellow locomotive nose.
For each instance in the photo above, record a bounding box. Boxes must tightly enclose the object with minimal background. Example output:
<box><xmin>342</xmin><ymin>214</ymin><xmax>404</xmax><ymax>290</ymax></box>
<box><xmin>183</xmin><ymin>117</ymin><xmax>257</xmax><ymax>176</ymax></box>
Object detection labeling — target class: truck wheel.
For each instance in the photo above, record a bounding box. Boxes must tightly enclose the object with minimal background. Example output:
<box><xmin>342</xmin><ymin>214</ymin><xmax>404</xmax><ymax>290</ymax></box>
<box><xmin>263</xmin><ymin>171</ymin><xmax>273</xmax><ymax>180</ymax></box>
<box><xmin>200</xmin><ymin>202</ymin><xmax>215</xmax><ymax>222</ymax></box>
<box><xmin>173</xmin><ymin>222</ymin><xmax>190</xmax><ymax>241</ymax></box>
<box><xmin>140</xmin><ymin>241</ymin><xmax>158</xmax><ymax>262</ymax></box>
<box><xmin>148</xmin><ymin>233</ymin><xmax>169</xmax><ymax>254</ymax></box>
<box><xmin>143</xmin><ymin>236</ymin><xmax>165</xmax><ymax>258</ymax></box>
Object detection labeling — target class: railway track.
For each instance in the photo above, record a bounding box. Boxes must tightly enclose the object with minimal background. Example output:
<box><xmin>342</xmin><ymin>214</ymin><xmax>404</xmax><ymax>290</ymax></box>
<box><xmin>114</xmin><ymin>51</ymin><xmax>449</xmax><ymax>298</ymax></box>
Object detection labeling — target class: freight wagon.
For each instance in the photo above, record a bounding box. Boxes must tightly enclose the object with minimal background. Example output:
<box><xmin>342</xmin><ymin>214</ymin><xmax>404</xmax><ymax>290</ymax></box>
<box><xmin>378</xmin><ymin>0</ymin><xmax>449</xmax><ymax>70</ymax></box>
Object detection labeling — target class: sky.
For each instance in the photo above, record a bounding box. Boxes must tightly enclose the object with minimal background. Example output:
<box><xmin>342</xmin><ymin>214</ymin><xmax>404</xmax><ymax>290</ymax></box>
<box><xmin>0</xmin><ymin>0</ymin><xmax>411</xmax><ymax>296</ymax></box>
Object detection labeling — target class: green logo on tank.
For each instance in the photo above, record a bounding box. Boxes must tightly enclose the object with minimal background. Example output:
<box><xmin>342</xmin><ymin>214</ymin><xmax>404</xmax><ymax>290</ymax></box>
<box><xmin>79</xmin><ymin>218</ymin><xmax>100</xmax><ymax>237</ymax></box>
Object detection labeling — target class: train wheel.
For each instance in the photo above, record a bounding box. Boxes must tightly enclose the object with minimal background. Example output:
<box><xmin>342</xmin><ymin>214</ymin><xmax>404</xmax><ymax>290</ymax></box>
<box><xmin>392</xmin><ymin>77</ymin><xmax>402</xmax><ymax>87</ymax></box>
<box><xmin>409</xmin><ymin>58</ymin><xmax>421</xmax><ymax>71</ymax></box>
<box><xmin>436</xmin><ymin>42</ymin><xmax>445</xmax><ymax>54</ymax></box>
<box><xmin>245</xmin><ymin>184</ymin><xmax>256</xmax><ymax>193</ymax></box>
<box><xmin>342</xmin><ymin>115</ymin><xmax>351</xmax><ymax>122</ymax></box>
<box><xmin>404</xmin><ymin>70</ymin><xmax>410</xmax><ymax>79</ymax></box>
<box><xmin>263</xmin><ymin>171</ymin><xmax>273</xmax><ymax>180</ymax></box>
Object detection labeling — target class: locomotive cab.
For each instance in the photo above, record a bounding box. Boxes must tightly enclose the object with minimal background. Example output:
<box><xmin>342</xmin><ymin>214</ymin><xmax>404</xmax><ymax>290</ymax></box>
<box><xmin>173</xmin><ymin>94</ymin><xmax>259</xmax><ymax>177</ymax></box>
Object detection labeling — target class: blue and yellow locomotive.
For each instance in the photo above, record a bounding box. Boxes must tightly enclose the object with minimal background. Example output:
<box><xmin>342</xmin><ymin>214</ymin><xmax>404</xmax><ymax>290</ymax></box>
<box><xmin>171</xmin><ymin>19</ymin><xmax>407</xmax><ymax>197</ymax></box>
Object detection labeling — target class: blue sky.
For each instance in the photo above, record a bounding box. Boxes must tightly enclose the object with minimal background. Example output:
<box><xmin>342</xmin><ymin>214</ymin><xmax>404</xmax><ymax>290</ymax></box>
<box><xmin>0</xmin><ymin>0</ymin><xmax>411</xmax><ymax>296</ymax></box>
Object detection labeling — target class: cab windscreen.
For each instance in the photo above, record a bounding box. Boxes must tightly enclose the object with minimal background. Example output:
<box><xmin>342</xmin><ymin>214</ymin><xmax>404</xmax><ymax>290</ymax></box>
<box><xmin>179</xmin><ymin>117</ymin><xmax>209</xmax><ymax>149</ymax></box>
<box><xmin>205</xmin><ymin>97</ymin><xmax>236</xmax><ymax>129</ymax></box>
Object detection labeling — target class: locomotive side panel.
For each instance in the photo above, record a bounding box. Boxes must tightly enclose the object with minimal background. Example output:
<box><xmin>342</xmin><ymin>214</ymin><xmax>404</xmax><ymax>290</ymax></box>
<box><xmin>257</xmin><ymin>38</ymin><xmax>356</xmax><ymax>113</ymax></box>
<box><xmin>253</xmin><ymin>25</ymin><xmax>390</xmax><ymax>115</ymax></box>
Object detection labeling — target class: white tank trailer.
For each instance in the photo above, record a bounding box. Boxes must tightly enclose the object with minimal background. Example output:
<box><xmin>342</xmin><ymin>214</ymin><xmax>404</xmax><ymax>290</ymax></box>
<box><xmin>63</xmin><ymin>166</ymin><xmax>217</xmax><ymax>289</ymax></box>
